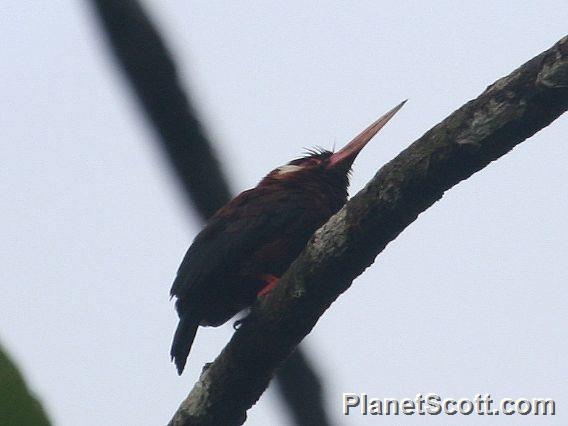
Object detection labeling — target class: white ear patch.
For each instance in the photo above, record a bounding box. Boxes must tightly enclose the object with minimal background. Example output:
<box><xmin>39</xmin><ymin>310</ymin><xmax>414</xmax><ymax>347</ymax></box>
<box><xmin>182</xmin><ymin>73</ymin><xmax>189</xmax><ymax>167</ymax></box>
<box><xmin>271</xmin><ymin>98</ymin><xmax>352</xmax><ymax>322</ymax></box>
<box><xmin>276</xmin><ymin>164</ymin><xmax>303</xmax><ymax>175</ymax></box>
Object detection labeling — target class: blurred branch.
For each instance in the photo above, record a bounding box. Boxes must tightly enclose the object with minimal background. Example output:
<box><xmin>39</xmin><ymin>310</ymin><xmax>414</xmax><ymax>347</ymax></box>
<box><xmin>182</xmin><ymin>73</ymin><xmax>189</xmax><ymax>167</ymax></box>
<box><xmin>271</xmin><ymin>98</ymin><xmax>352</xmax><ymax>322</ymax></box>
<box><xmin>169</xmin><ymin>36</ymin><xmax>568</xmax><ymax>426</ymax></box>
<box><xmin>89</xmin><ymin>0</ymin><xmax>231</xmax><ymax>219</ymax></box>
<box><xmin>88</xmin><ymin>1</ymin><xmax>330</xmax><ymax>424</ymax></box>
<box><xmin>0</xmin><ymin>344</ymin><xmax>51</xmax><ymax>426</ymax></box>
<box><xmin>274</xmin><ymin>349</ymin><xmax>328</xmax><ymax>426</ymax></box>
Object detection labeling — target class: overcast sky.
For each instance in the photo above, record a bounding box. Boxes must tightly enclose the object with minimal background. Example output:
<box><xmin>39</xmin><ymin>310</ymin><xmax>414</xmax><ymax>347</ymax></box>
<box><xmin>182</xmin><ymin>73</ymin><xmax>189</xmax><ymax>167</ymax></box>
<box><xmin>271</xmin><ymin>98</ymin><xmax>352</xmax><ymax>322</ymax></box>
<box><xmin>2</xmin><ymin>1</ymin><xmax>567</xmax><ymax>425</ymax></box>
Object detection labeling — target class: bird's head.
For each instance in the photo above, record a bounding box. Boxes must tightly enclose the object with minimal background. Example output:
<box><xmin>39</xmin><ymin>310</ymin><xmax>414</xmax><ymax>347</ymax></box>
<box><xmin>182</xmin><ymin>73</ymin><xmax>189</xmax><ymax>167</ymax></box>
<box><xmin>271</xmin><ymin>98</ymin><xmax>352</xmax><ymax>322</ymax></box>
<box><xmin>259</xmin><ymin>100</ymin><xmax>406</xmax><ymax>193</ymax></box>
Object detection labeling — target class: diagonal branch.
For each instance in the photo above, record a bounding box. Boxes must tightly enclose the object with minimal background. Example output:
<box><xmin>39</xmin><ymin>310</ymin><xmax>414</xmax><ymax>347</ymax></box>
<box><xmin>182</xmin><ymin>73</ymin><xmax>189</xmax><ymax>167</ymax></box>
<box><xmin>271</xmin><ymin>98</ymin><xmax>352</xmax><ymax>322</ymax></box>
<box><xmin>89</xmin><ymin>0</ymin><xmax>231</xmax><ymax>219</ymax></box>
<box><xmin>88</xmin><ymin>1</ymin><xmax>331</xmax><ymax>424</ymax></box>
<box><xmin>169</xmin><ymin>35</ymin><xmax>568</xmax><ymax>426</ymax></box>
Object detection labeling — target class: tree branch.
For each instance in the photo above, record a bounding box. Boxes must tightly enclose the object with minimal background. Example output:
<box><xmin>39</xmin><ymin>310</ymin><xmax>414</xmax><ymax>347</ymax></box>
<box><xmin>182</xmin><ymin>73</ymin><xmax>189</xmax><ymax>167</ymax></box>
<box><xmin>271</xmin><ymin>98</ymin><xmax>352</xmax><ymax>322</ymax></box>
<box><xmin>273</xmin><ymin>349</ymin><xmax>328</xmax><ymax>426</ymax></box>
<box><xmin>89</xmin><ymin>0</ymin><xmax>231</xmax><ymax>219</ymax></box>
<box><xmin>88</xmin><ymin>1</ymin><xmax>331</xmax><ymax>424</ymax></box>
<box><xmin>169</xmin><ymin>35</ymin><xmax>568</xmax><ymax>426</ymax></box>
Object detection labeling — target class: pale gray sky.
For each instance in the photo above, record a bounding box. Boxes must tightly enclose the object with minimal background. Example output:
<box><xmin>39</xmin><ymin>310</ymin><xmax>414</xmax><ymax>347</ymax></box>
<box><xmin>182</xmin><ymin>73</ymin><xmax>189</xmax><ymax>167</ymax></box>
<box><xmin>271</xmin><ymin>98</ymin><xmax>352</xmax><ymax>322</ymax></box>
<box><xmin>1</xmin><ymin>1</ymin><xmax>567</xmax><ymax>425</ymax></box>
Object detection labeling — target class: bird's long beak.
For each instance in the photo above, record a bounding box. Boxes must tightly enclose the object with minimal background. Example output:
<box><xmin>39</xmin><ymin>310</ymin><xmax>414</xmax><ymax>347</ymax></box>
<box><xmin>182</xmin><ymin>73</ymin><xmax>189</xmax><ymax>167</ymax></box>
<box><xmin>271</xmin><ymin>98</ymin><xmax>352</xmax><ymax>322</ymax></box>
<box><xmin>328</xmin><ymin>100</ymin><xmax>407</xmax><ymax>169</ymax></box>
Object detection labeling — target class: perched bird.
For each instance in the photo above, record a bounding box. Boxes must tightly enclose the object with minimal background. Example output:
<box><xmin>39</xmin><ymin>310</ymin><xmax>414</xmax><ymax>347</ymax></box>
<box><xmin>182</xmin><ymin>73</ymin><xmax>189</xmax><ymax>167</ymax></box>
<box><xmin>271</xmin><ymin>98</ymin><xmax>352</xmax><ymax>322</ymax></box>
<box><xmin>170</xmin><ymin>101</ymin><xmax>406</xmax><ymax>374</ymax></box>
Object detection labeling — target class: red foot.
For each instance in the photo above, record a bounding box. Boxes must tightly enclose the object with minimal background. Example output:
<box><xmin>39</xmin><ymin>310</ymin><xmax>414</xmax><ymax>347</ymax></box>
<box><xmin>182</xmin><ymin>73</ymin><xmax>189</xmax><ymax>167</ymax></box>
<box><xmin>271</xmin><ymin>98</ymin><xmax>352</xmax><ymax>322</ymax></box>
<box><xmin>257</xmin><ymin>274</ymin><xmax>280</xmax><ymax>297</ymax></box>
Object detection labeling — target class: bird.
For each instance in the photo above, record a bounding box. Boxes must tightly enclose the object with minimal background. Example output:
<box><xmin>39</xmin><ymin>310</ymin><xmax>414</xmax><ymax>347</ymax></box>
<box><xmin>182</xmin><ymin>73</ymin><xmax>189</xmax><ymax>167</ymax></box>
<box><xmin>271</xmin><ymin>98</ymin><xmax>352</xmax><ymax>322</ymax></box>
<box><xmin>170</xmin><ymin>100</ymin><xmax>406</xmax><ymax>374</ymax></box>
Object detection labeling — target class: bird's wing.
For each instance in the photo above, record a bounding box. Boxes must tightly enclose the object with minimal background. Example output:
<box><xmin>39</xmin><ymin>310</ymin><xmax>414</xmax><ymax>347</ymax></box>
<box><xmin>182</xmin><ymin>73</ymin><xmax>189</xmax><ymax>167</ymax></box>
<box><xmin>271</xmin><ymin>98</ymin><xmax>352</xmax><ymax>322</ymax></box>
<box><xmin>170</xmin><ymin>187</ymin><xmax>309</xmax><ymax>300</ymax></box>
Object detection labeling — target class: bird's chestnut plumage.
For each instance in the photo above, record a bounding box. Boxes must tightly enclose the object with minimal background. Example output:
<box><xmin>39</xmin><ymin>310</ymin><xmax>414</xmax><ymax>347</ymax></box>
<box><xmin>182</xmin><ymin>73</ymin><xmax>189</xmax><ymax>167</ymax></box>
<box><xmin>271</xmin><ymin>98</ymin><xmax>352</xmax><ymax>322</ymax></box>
<box><xmin>170</xmin><ymin>101</ymin><xmax>405</xmax><ymax>374</ymax></box>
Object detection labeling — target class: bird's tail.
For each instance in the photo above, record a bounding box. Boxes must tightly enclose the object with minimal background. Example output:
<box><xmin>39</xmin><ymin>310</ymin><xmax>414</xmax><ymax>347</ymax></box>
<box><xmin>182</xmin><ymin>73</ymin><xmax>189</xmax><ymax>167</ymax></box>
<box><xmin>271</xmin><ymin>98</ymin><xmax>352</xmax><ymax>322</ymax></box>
<box><xmin>170</xmin><ymin>314</ymin><xmax>199</xmax><ymax>375</ymax></box>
